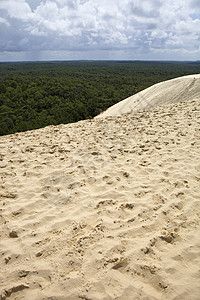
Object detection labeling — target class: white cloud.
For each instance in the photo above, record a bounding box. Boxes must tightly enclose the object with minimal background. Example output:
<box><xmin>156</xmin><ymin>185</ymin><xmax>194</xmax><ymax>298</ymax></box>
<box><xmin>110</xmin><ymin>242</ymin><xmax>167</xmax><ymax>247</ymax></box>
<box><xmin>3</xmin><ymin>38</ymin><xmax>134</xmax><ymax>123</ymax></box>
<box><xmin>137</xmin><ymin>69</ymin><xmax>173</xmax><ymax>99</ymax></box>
<box><xmin>0</xmin><ymin>0</ymin><xmax>33</xmax><ymax>21</ymax></box>
<box><xmin>0</xmin><ymin>0</ymin><xmax>200</xmax><ymax>60</ymax></box>
<box><xmin>0</xmin><ymin>17</ymin><xmax>10</xmax><ymax>26</ymax></box>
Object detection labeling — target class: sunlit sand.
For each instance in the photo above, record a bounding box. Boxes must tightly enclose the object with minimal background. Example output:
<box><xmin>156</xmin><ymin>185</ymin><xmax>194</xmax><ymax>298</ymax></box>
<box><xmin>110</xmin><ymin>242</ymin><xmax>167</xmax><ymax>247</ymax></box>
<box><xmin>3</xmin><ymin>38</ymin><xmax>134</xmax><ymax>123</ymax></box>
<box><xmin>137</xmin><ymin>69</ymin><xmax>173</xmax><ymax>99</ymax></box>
<box><xmin>0</xmin><ymin>75</ymin><xmax>200</xmax><ymax>300</ymax></box>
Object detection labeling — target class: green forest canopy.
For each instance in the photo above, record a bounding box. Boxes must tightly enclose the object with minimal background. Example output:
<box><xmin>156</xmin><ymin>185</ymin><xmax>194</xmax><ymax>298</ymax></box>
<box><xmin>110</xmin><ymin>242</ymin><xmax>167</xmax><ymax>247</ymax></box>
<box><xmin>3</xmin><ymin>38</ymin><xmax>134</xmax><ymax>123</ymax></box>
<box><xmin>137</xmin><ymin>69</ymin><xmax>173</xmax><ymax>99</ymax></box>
<box><xmin>0</xmin><ymin>60</ymin><xmax>199</xmax><ymax>135</ymax></box>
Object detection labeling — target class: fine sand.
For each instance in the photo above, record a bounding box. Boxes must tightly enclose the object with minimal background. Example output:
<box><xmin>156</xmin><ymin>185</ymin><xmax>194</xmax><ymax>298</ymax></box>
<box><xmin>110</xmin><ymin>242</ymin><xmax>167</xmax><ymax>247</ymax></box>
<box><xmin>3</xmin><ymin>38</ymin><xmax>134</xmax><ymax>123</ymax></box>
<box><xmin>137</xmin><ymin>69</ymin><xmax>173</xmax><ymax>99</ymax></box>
<box><xmin>0</xmin><ymin>77</ymin><xmax>200</xmax><ymax>299</ymax></box>
<box><xmin>97</xmin><ymin>74</ymin><xmax>200</xmax><ymax>117</ymax></box>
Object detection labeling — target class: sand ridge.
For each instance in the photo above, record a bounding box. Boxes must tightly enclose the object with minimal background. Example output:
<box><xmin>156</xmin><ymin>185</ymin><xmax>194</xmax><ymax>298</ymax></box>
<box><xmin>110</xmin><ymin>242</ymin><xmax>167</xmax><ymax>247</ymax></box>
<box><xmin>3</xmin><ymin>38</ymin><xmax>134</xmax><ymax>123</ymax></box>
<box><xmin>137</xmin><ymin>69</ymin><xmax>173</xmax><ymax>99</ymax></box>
<box><xmin>0</xmin><ymin>94</ymin><xmax>200</xmax><ymax>298</ymax></box>
<box><xmin>97</xmin><ymin>74</ymin><xmax>200</xmax><ymax>117</ymax></box>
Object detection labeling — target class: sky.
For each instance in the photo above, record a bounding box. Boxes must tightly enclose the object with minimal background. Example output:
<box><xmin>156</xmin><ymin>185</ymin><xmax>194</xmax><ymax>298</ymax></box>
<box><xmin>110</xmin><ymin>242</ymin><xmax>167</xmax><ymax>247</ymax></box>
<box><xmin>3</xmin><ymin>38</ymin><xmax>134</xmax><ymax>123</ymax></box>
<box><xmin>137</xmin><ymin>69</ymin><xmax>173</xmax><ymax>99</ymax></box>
<box><xmin>0</xmin><ymin>0</ymin><xmax>200</xmax><ymax>62</ymax></box>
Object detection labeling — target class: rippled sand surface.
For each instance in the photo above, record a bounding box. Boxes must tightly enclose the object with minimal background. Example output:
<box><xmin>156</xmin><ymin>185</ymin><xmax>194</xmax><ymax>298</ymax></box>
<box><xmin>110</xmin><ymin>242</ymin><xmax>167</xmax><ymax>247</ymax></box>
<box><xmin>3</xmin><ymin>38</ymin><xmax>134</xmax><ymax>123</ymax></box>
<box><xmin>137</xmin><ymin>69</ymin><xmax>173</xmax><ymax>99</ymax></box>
<box><xmin>0</xmin><ymin>78</ymin><xmax>200</xmax><ymax>299</ymax></box>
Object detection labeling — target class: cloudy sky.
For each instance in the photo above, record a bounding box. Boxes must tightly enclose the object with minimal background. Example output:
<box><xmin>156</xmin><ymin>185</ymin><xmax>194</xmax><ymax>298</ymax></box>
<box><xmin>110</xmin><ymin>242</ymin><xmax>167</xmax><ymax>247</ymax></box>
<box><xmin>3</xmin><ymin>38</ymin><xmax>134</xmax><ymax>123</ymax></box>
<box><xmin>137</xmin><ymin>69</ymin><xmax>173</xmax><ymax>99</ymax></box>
<box><xmin>0</xmin><ymin>0</ymin><xmax>200</xmax><ymax>61</ymax></box>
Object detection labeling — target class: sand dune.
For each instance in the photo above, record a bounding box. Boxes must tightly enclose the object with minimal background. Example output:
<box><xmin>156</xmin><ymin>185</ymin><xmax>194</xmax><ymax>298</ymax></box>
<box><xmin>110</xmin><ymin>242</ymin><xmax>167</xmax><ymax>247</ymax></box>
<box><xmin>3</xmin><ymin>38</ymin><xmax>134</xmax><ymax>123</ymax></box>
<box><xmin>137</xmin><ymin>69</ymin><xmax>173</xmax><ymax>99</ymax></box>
<box><xmin>97</xmin><ymin>74</ymin><xmax>200</xmax><ymax>117</ymax></box>
<box><xmin>0</xmin><ymin>77</ymin><xmax>200</xmax><ymax>299</ymax></box>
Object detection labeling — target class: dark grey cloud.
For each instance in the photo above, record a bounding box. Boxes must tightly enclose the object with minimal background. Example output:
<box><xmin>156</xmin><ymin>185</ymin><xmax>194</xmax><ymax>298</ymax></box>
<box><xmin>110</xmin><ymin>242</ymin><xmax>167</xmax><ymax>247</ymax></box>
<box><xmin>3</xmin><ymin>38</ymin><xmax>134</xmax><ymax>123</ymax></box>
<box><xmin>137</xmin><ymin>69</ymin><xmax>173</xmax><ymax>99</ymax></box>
<box><xmin>190</xmin><ymin>0</ymin><xmax>200</xmax><ymax>9</ymax></box>
<box><xmin>128</xmin><ymin>0</ymin><xmax>162</xmax><ymax>18</ymax></box>
<box><xmin>26</xmin><ymin>0</ymin><xmax>41</xmax><ymax>10</ymax></box>
<box><xmin>0</xmin><ymin>0</ymin><xmax>199</xmax><ymax>61</ymax></box>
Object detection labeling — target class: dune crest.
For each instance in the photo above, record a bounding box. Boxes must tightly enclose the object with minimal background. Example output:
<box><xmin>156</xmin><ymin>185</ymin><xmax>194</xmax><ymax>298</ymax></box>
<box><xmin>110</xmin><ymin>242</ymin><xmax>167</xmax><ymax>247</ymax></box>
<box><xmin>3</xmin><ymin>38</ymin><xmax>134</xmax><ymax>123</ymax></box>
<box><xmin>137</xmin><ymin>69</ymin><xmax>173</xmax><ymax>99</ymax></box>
<box><xmin>97</xmin><ymin>74</ymin><xmax>200</xmax><ymax>117</ymax></box>
<box><xmin>0</xmin><ymin>81</ymin><xmax>200</xmax><ymax>299</ymax></box>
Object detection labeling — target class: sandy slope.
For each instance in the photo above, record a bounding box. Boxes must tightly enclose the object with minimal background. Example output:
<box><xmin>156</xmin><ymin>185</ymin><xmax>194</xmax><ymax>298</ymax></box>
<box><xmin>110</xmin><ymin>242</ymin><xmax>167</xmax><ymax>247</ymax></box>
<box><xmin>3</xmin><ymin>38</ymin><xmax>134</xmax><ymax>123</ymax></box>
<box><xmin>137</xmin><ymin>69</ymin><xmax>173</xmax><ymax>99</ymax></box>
<box><xmin>97</xmin><ymin>74</ymin><xmax>200</xmax><ymax>117</ymax></box>
<box><xmin>0</xmin><ymin>86</ymin><xmax>200</xmax><ymax>299</ymax></box>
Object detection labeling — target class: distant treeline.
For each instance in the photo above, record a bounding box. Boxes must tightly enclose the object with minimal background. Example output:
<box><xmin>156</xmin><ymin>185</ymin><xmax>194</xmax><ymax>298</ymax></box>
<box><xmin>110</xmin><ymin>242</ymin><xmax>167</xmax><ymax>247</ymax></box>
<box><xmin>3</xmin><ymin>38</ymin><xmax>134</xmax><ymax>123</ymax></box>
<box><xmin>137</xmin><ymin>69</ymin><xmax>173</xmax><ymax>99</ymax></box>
<box><xmin>0</xmin><ymin>61</ymin><xmax>199</xmax><ymax>135</ymax></box>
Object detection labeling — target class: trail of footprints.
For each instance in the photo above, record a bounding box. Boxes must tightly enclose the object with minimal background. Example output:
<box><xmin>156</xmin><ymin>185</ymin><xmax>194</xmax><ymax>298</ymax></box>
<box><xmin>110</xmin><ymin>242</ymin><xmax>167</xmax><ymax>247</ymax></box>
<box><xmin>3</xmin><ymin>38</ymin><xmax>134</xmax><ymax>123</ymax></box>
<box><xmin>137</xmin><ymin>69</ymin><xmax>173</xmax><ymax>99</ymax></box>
<box><xmin>0</xmin><ymin>98</ymin><xmax>200</xmax><ymax>299</ymax></box>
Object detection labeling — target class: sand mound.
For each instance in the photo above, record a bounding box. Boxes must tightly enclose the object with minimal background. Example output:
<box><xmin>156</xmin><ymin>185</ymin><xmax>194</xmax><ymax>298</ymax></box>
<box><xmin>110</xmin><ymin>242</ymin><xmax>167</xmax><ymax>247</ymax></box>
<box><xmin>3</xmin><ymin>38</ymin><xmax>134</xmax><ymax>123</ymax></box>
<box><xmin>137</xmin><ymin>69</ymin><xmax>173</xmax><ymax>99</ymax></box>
<box><xmin>97</xmin><ymin>74</ymin><xmax>200</xmax><ymax>117</ymax></box>
<box><xmin>0</xmin><ymin>90</ymin><xmax>200</xmax><ymax>299</ymax></box>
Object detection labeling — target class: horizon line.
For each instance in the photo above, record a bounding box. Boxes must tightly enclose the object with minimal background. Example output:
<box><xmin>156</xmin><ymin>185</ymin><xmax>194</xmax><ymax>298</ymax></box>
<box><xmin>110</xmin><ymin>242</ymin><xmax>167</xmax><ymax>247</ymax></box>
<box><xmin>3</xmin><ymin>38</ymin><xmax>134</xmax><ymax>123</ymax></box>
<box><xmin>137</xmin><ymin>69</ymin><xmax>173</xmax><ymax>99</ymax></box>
<box><xmin>1</xmin><ymin>59</ymin><xmax>200</xmax><ymax>64</ymax></box>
